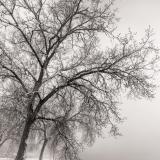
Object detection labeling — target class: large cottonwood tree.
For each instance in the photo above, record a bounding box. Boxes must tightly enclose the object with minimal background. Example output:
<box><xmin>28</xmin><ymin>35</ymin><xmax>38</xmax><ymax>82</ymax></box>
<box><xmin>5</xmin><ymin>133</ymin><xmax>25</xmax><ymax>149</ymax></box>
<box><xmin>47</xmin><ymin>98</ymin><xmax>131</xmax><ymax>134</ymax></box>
<box><xmin>0</xmin><ymin>0</ymin><xmax>158</xmax><ymax>160</ymax></box>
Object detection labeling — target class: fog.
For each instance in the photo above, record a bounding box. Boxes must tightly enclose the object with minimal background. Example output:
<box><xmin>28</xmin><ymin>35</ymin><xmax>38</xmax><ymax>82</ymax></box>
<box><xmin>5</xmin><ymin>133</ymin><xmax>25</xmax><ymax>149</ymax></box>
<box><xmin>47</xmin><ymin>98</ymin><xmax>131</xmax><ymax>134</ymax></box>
<box><xmin>81</xmin><ymin>98</ymin><xmax>160</xmax><ymax>160</ymax></box>
<box><xmin>81</xmin><ymin>0</ymin><xmax>160</xmax><ymax>160</ymax></box>
<box><xmin>1</xmin><ymin>1</ymin><xmax>160</xmax><ymax>160</ymax></box>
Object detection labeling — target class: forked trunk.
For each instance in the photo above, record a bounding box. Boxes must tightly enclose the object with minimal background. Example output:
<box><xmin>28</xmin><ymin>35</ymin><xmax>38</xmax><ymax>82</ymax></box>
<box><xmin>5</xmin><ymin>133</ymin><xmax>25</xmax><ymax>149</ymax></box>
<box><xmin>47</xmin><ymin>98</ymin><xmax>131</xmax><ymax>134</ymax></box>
<box><xmin>39</xmin><ymin>139</ymin><xmax>48</xmax><ymax>160</ymax></box>
<box><xmin>15</xmin><ymin>118</ymin><xmax>33</xmax><ymax>160</ymax></box>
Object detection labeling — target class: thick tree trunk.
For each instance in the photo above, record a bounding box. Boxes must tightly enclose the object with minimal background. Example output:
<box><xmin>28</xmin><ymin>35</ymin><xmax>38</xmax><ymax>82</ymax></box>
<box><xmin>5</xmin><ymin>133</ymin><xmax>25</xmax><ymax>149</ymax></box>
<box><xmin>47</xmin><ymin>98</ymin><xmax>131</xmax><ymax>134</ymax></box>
<box><xmin>15</xmin><ymin>118</ymin><xmax>33</xmax><ymax>160</ymax></box>
<box><xmin>39</xmin><ymin>139</ymin><xmax>48</xmax><ymax>160</ymax></box>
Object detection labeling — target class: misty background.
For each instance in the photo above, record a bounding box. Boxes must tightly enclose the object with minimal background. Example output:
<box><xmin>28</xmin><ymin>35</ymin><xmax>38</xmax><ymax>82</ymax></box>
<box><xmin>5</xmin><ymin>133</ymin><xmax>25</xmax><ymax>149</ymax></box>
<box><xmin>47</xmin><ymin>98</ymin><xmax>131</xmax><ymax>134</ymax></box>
<box><xmin>81</xmin><ymin>0</ymin><xmax>160</xmax><ymax>160</ymax></box>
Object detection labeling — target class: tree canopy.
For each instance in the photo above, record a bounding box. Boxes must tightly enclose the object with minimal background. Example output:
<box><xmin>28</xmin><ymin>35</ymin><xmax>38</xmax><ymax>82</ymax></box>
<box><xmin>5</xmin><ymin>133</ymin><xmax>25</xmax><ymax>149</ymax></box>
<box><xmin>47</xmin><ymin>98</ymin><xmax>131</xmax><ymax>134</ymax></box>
<box><xmin>0</xmin><ymin>0</ymin><xmax>158</xmax><ymax>160</ymax></box>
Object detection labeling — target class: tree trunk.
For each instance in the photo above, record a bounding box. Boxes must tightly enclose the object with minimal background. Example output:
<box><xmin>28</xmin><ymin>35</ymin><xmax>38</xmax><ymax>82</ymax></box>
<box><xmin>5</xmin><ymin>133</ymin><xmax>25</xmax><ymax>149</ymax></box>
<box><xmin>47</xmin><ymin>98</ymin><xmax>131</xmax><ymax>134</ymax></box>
<box><xmin>15</xmin><ymin>117</ymin><xmax>33</xmax><ymax>160</ymax></box>
<box><xmin>39</xmin><ymin>139</ymin><xmax>48</xmax><ymax>160</ymax></box>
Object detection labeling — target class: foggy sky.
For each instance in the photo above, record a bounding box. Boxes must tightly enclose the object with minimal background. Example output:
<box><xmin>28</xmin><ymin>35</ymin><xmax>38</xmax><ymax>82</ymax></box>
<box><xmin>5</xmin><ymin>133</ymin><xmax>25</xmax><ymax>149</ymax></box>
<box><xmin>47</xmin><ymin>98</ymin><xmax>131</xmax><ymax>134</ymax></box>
<box><xmin>81</xmin><ymin>0</ymin><xmax>160</xmax><ymax>160</ymax></box>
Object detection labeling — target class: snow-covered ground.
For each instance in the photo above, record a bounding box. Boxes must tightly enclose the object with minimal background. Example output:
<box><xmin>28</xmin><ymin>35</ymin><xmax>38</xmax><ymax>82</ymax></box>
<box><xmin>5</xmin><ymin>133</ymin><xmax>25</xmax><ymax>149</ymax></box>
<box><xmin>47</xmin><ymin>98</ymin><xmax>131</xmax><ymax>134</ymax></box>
<box><xmin>0</xmin><ymin>158</ymin><xmax>39</xmax><ymax>160</ymax></box>
<box><xmin>0</xmin><ymin>157</ymin><xmax>52</xmax><ymax>160</ymax></box>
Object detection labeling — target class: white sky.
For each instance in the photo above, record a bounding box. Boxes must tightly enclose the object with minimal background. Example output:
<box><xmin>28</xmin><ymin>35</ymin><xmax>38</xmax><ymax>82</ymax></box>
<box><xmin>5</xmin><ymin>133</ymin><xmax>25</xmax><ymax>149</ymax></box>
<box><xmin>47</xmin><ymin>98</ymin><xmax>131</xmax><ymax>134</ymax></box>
<box><xmin>81</xmin><ymin>0</ymin><xmax>160</xmax><ymax>160</ymax></box>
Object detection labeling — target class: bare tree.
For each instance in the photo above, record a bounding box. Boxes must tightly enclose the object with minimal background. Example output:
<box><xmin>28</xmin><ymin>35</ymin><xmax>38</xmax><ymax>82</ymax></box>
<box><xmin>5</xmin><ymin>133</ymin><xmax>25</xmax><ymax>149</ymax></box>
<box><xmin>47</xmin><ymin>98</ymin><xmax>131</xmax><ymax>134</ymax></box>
<box><xmin>0</xmin><ymin>0</ymin><xmax>158</xmax><ymax>160</ymax></box>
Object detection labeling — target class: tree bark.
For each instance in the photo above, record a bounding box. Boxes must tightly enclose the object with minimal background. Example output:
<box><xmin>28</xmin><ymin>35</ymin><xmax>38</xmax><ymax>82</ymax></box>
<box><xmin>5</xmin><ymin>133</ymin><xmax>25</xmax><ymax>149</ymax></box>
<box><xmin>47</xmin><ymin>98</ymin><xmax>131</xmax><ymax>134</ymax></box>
<box><xmin>39</xmin><ymin>139</ymin><xmax>48</xmax><ymax>160</ymax></box>
<box><xmin>15</xmin><ymin>117</ymin><xmax>33</xmax><ymax>160</ymax></box>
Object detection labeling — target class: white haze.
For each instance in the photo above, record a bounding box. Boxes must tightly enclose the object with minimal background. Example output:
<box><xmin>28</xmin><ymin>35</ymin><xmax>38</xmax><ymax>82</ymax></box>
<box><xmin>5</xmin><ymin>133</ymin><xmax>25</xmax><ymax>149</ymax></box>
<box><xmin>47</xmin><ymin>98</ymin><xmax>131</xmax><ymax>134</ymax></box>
<box><xmin>81</xmin><ymin>0</ymin><xmax>160</xmax><ymax>160</ymax></box>
<box><xmin>1</xmin><ymin>1</ymin><xmax>160</xmax><ymax>160</ymax></box>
